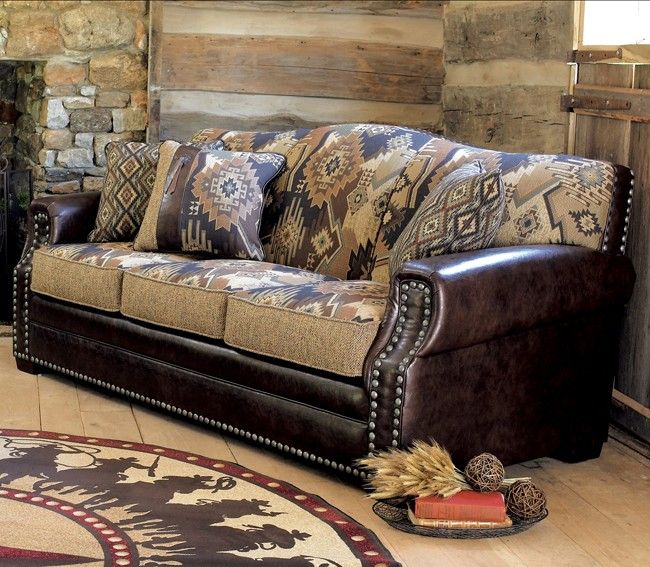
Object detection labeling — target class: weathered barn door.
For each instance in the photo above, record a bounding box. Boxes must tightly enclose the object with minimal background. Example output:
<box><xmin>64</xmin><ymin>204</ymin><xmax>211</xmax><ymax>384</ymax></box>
<box><xmin>567</xmin><ymin>47</ymin><xmax>650</xmax><ymax>441</ymax></box>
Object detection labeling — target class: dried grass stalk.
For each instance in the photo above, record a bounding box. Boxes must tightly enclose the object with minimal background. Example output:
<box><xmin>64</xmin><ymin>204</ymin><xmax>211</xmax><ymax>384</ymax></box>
<box><xmin>358</xmin><ymin>440</ymin><xmax>472</xmax><ymax>499</ymax></box>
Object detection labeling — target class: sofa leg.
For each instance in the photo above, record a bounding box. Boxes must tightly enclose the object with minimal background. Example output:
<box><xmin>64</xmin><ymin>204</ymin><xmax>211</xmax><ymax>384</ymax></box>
<box><xmin>553</xmin><ymin>437</ymin><xmax>604</xmax><ymax>463</ymax></box>
<box><xmin>16</xmin><ymin>358</ymin><xmax>44</xmax><ymax>375</ymax></box>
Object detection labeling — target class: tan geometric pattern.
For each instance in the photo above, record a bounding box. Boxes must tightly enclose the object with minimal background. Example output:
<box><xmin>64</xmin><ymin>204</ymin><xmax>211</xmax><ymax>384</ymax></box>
<box><xmin>88</xmin><ymin>142</ymin><xmax>160</xmax><ymax>242</ymax></box>
<box><xmin>121</xmin><ymin>259</ymin><xmax>336</xmax><ymax>338</ymax></box>
<box><xmin>193</xmin><ymin>125</ymin><xmax>621</xmax><ymax>283</ymax></box>
<box><xmin>31</xmin><ymin>242</ymin><xmax>189</xmax><ymax>311</ymax></box>
<box><xmin>389</xmin><ymin>162</ymin><xmax>505</xmax><ymax>276</ymax></box>
<box><xmin>180</xmin><ymin>151</ymin><xmax>285</xmax><ymax>259</ymax></box>
<box><xmin>193</xmin><ymin>125</ymin><xmax>432</xmax><ymax>280</ymax></box>
<box><xmin>372</xmin><ymin>136</ymin><xmax>619</xmax><ymax>281</ymax></box>
<box><xmin>225</xmin><ymin>280</ymin><xmax>389</xmax><ymax>376</ymax></box>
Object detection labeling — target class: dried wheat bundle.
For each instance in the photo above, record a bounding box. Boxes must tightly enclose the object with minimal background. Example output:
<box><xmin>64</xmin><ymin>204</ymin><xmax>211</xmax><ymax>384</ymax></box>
<box><xmin>358</xmin><ymin>440</ymin><xmax>472</xmax><ymax>499</ymax></box>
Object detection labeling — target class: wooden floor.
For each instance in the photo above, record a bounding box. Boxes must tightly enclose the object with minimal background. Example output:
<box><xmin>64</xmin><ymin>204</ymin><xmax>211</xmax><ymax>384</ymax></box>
<box><xmin>1</xmin><ymin>337</ymin><xmax>649</xmax><ymax>566</ymax></box>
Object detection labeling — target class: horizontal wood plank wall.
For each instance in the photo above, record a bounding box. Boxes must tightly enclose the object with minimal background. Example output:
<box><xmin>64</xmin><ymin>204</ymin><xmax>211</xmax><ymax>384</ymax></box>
<box><xmin>443</xmin><ymin>1</ymin><xmax>573</xmax><ymax>154</ymax></box>
<box><xmin>153</xmin><ymin>1</ymin><xmax>445</xmax><ymax>141</ymax></box>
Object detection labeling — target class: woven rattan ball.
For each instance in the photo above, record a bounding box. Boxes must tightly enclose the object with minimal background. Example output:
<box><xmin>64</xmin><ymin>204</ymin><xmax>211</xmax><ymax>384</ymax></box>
<box><xmin>505</xmin><ymin>480</ymin><xmax>547</xmax><ymax>520</ymax></box>
<box><xmin>464</xmin><ymin>453</ymin><xmax>505</xmax><ymax>492</ymax></box>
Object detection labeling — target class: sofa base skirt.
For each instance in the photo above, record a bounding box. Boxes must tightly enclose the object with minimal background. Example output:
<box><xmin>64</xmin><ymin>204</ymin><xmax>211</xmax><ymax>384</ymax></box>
<box><xmin>26</xmin><ymin>317</ymin><xmax>371</xmax><ymax>476</ymax></box>
<box><xmin>17</xmin><ymin>296</ymin><xmax>623</xmax><ymax>474</ymax></box>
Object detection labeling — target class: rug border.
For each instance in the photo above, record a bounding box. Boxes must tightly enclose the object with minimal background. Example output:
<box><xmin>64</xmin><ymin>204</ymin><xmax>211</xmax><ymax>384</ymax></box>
<box><xmin>0</xmin><ymin>428</ymin><xmax>399</xmax><ymax>567</ymax></box>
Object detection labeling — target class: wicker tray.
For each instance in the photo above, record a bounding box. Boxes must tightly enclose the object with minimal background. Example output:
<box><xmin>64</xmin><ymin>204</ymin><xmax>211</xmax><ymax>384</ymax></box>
<box><xmin>373</xmin><ymin>500</ymin><xmax>548</xmax><ymax>539</ymax></box>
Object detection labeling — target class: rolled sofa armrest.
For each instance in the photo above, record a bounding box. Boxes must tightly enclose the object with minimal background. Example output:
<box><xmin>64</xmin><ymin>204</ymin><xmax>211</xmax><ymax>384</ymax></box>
<box><xmin>395</xmin><ymin>245</ymin><xmax>635</xmax><ymax>357</ymax></box>
<box><xmin>29</xmin><ymin>192</ymin><xmax>101</xmax><ymax>245</ymax></box>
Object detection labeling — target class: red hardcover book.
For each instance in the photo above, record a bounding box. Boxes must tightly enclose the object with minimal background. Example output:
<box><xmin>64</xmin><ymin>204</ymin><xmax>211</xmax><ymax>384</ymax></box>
<box><xmin>414</xmin><ymin>490</ymin><xmax>506</xmax><ymax>522</ymax></box>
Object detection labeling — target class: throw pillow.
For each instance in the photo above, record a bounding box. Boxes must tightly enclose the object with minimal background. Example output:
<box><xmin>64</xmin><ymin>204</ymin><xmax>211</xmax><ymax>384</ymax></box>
<box><xmin>389</xmin><ymin>162</ymin><xmax>505</xmax><ymax>277</ymax></box>
<box><xmin>88</xmin><ymin>141</ymin><xmax>161</xmax><ymax>242</ymax></box>
<box><xmin>134</xmin><ymin>141</ymin><xmax>286</xmax><ymax>260</ymax></box>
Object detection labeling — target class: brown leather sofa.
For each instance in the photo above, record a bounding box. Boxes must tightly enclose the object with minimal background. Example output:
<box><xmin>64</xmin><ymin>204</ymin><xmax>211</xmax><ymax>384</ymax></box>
<box><xmin>13</xmin><ymin>124</ymin><xmax>636</xmax><ymax>479</ymax></box>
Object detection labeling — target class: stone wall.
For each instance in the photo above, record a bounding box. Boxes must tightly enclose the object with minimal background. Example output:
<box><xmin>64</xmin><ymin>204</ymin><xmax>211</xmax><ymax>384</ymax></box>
<box><xmin>0</xmin><ymin>0</ymin><xmax>148</xmax><ymax>194</ymax></box>
<box><xmin>443</xmin><ymin>1</ymin><xmax>574</xmax><ymax>154</ymax></box>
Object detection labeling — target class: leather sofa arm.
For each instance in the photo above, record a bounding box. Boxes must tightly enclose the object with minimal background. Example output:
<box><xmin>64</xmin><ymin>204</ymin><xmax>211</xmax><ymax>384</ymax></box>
<box><xmin>395</xmin><ymin>245</ymin><xmax>635</xmax><ymax>357</ymax></box>
<box><xmin>29</xmin><ymin>192</ymin><xmax>101</xmax><ymax>245</ymax></box>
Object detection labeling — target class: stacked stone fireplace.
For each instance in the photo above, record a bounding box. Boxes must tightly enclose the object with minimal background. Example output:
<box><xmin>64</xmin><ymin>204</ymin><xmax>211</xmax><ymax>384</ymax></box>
<box><xmin>0</xmin><ymin>1</ymin><xmax>148</xmax><ymax>196</ymax></box>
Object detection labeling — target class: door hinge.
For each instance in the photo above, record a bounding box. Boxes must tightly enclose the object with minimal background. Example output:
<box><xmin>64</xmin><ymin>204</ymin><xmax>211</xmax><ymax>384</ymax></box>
<box><xmin>567</xmin><ymin>48</ymin><xmax>623</xmax><ymax>63</ymax></box>
<box><xmin>560</xmin><ymin>93</ymin><xmax>631</xmax><ymax>112</ymax></box>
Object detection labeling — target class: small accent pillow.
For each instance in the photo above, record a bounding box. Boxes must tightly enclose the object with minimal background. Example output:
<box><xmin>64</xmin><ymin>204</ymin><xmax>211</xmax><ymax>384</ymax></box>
<box><xmin>88</xmin><ymin>141</ymin><xmax>161</xmax><ymax>242</ymax></box>
<box><xmin>389</xmin><ymin>162</ymin><xmax>505</xmax><ymax>277</ymax></box>
<box><xmin>134</xmin><ymin>141</ymin><xmax>285</xmax><ymax>260</ymax></box>
<box><xmin>88</xmin><ymin>139</ymin><xmax>225</xmax><ymax>243</ymax></box>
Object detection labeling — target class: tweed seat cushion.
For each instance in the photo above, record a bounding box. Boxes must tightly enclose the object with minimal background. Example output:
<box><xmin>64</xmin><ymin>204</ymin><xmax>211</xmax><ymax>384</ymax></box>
<box><xmin>31</xmin><ymin>243</ymin><xmax>189</xmax><ymax>311</ymax></box>
<box><xmin>121</xmin><ymin>260</ymin><xmax>337</xmax><ymax>339</ymax></box>
<box><xmin>224</xmin><ymin>280</ymin><xmax>389</xmax><ymax>377</ymax></box>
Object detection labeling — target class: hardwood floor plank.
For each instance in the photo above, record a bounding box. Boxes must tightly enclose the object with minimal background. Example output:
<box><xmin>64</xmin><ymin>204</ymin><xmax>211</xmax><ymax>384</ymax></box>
<box><xmin>539</xmin><ymin>444</ymin><xmax>650</xmax><ymax>550</ymax></box>
<box><xmin>133</xmin><ymin>405</ymin><xmax>235</xmax><ymax>462</ymax></box>
<box><xmin>80</xmin><ymin>409</ymin><xmax>142</xmax><ymax>443</ymax></box>
<box><xmin>0</xmin><ymin>339</ymin><xmax>40</xmax><ymax>430</ymax></box>
<box><xmin>37</xmin><ymin>373</ymin><xmax>84</xmax><ymax>436</ymax></box>
<box><xmin>507</xmin><ymin>458</ymin><xmax>648</xmax><ymax>567</ymax></box>
<box><xmin>77</xmin><ymin>384</ymin><xmax>133</xmax><ymax>413</ymax></box>
<box><xmin>226</xmin><ymin>436</ymin><xmax>340</xmax><ymax>488</ymax></box>
<box><xmin>1</xmin><ymin>338</ymin><xmax>649</xmax><ymax>566</ymax></box>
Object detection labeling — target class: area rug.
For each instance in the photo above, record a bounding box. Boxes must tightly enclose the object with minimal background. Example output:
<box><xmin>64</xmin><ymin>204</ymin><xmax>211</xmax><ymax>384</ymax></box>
<box><xmin>0</xmin><ymin>429</ymin><xmax>398</xmax><ymax>567</ymax></box>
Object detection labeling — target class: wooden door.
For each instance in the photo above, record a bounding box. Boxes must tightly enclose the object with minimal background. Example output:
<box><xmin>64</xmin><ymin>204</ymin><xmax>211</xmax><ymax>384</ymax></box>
<box><xmin>569</xmin><ymin>48</ymin><xmax>650</xmax><ymax>441</ymax></box>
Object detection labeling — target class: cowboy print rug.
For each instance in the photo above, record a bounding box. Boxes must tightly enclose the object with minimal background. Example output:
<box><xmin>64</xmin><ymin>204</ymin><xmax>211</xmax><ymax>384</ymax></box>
<box><xmin>0</xmin><ymin>430</ymin><xmax>398</xmax><ymax>566</ymax></box>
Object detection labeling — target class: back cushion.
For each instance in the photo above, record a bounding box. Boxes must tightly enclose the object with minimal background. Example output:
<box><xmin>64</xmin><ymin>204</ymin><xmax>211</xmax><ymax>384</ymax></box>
<box><xmin>193</xmin><ymin>124</ymin><xmax>432</xmax><ymax>279</ymax></box>
<box><xmin>371</xmin><ymin>136</ymin><xmax>618</xmax><ymax>282</ymax></box>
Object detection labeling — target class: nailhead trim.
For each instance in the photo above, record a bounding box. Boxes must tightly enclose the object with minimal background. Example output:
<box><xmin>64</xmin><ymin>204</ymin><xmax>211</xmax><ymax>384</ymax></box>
<box><xmin>13</xmin><ymin>212</ymin><xmax>49</xmax><ymax>359</ymax></box>
<box><xmin>603</xmin><ymin>171</ymin><xmax>634</xmax><ymax>255</ymax></box>
<box><xmin>366</xmin><ymin>279</ymin><xmax>432</xmax><ymax>452</ymax></box>
<box><xmin>620</xmin><ymin>171</ymin><xmax>634</xmax><ymax>254</ymax></box>
<box><xmin>25</xmin><ymin>355</ymin><xmax>365</xmax><ymax>478</ymax></box>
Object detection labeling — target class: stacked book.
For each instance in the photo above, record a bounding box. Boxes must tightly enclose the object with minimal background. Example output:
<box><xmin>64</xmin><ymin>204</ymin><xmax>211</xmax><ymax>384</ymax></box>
<box><xmin>408</xmin><ymin>490</ymin><xmax>512</xmax><ymax>529</ymax></box>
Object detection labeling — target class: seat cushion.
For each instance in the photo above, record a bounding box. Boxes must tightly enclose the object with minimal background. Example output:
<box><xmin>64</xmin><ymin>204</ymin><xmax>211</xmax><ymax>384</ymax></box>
<box><xmin>224</xmin><ymin>280</ymin><xmax>389</xmax><ymax>377</ymax></box>
<box><xmin>31</xmin><ymin>242</ymin><xmax>189</xmax><ymax>311</ymax></box>
<box><xmin>121</xmin><ymin>260</ymin><xmax>336</xmax><ymax>339</ymax></box>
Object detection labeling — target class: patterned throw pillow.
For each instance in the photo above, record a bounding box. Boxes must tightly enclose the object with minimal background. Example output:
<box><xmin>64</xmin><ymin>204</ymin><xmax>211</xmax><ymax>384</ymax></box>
<box><xmin>88</xmin><ymin>141</ymin><xmax>161</xmax><ymax>242</ymax></box>
<box><xmin>389</xmin><ymin>162</ymin><xmax>505</xmax><ymax>277</ymax></box>
<box><xmin>88</xmin><ymin>139</ymin><xmax>226</xmax><ymax>243</ymax></box>
<box><xmin>134</xmin><ymin>141</ymin><xmax>285</xmax><ymax>260</ymax></box>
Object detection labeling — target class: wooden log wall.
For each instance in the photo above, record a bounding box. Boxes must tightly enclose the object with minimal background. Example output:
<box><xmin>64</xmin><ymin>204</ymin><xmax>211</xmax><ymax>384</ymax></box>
<box><xmin>443</xmin><ymin>1</ymin><xmax>574</xmax><ymax>154</ymax></box>
<box><xmin>150</xmin><ymin>1</ymin><xmax>445</xmax><ymax>141</ymax></box>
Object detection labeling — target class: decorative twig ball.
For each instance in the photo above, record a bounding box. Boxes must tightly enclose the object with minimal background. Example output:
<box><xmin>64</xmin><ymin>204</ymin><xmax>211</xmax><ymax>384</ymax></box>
<box><xmin>505</xmin><ymin>480</ymin><xmax>547</xmax><ymax>520</ymax></box>
<box><xmin>464</xmin><ymin>453</ymin><xmax>505</xmax><ymax>492</ymax></box>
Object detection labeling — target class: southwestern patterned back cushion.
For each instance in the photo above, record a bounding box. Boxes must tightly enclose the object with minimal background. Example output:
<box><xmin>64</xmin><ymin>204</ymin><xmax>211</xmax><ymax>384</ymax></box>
<box><xmin>372</xmin><ymin>136</ymin><xmax>620</xmax><ymax>281</ymax></box>
<box><xmin>88</xmin><ymin>141</ymin><xmax>161</xmax><ymax>242</ymax></box>
<box><xmin>192</xmin><ymin>125</ymin><xmax>620</xmax><ymax>282</ymax></box>
<box><xmin>389</xmin><ymin>162</ymin><xmax>505</xmax><ymax>277</ymax></box>
<box><xmin>134</xmin><ymin>142</ymin><xmax>285</xmax><ymax>260</ymax></box>
<box><xmin>192</xmin><ymin>124</ymin><xmax>432</xmax><ymax>280</ymax></box>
